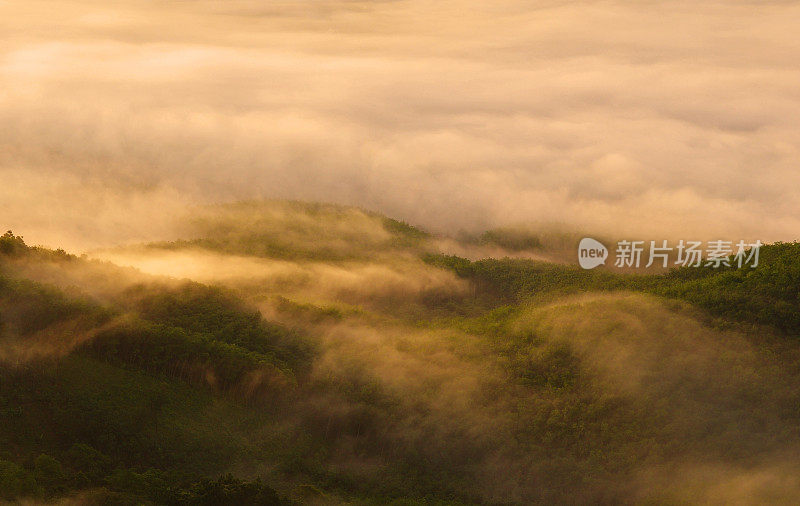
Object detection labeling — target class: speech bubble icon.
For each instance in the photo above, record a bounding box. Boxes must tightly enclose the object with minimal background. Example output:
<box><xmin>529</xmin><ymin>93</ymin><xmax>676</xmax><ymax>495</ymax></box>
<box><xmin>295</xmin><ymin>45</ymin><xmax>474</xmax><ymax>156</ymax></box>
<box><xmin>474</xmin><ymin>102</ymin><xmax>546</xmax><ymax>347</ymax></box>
<box><xmin>578</xmin><ymin>237</ymin><xmax>608</xmax><ymax>269</ymax></box>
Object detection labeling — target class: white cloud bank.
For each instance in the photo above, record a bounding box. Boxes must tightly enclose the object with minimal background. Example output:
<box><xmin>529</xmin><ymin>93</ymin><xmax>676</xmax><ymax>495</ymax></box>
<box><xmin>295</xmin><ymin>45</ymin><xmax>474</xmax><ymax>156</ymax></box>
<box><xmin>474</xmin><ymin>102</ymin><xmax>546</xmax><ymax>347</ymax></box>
<box><xmin>2</xmin><ymin>0</ymin><xmax>799</xmax><ymax>249</ymax></box>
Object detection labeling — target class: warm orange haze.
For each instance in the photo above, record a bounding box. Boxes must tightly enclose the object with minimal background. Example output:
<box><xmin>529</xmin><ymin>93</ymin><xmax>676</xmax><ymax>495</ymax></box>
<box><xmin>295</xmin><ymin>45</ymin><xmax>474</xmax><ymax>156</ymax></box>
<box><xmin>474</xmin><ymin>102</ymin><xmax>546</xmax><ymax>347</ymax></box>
<box><xmin>2</xmin><ymin>1</ymin><xmax>800</xmax><ymax>505</ymax></box>
<box><xmin>3</xmin><ymin>0</ymin><xmax>800</xmax><ymax>249</ymax></box>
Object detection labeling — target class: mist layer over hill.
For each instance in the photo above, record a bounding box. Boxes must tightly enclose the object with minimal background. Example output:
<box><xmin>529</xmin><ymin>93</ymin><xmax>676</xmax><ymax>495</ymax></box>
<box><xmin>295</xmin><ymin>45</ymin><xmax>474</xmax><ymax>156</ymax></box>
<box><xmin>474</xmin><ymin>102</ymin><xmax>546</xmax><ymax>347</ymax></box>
<box><xmin>3</xmin><ymin>203</ymin><xmax>800</xmax><ymax>504</ymax></box>
<box><xmin>3</xmin><ymin>0</ymin><xmax>800</xmax><ymax>502</ymax></box>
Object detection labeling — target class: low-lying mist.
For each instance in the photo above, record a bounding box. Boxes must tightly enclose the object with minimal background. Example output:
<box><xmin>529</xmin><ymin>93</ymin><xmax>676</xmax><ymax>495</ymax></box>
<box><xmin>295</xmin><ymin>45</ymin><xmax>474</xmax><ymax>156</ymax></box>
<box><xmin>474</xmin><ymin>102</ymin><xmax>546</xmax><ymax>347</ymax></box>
<box><xmin>3</xmin><ymin>0</ymin><xmax>800</xmax><ymax>502</ymax></box>
<box><xmin>5</xmin><ymin>214</ymin><xmax>800</xmax><ymax>503</ymax></box>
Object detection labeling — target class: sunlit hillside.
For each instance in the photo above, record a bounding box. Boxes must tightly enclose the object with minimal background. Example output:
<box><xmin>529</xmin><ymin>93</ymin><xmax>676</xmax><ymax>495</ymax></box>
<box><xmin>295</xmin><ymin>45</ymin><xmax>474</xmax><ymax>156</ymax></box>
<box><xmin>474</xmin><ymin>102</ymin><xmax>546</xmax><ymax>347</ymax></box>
<box><xmin>3</xmin><ymin>204</ymin><xmax>800</xmax><ymax>504</ymax></box>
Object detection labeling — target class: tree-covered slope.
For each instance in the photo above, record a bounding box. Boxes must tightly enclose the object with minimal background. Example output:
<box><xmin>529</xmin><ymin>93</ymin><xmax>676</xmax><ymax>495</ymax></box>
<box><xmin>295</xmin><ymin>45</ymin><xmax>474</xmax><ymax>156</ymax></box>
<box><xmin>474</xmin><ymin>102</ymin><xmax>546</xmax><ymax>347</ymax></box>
<box><xmin>4</xmin><ymin>213</ymin><xmax>800</xmax><ymax>505</ymax></box>
<box><xmin>426</xmin><ymin>241</ymin><xmax>800</xmax><ymax>334</ymax></box>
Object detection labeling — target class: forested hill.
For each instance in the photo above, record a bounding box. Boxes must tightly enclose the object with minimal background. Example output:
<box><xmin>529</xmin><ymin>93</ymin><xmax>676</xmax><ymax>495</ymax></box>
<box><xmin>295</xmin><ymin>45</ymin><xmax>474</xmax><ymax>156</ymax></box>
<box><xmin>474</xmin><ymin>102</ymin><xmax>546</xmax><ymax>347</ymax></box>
<box><xmin>144</xmin><ymin>201</ymin><xmax>431</xmax><ymax>262</ymax></box>
<box><xmin>0</xmin><ymin>231</ymin><xmax>304</xmax><ymax>504</ymax></box>
<box><xmin>3</xmin><ymin>207</ymin><xmax>800</xmax><ymax>505</ymax></box>
<box><xmin>425</xmin><ymin>240</ymin><xmax>800</xmax><ymax>334</ymax></box>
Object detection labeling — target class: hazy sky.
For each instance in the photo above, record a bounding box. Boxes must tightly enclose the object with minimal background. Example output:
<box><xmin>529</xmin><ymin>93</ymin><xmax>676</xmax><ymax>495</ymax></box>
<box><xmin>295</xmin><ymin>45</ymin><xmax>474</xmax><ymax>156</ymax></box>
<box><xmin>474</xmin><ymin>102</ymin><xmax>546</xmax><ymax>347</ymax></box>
<box><xmin>2</xmin><ymin>0</ymin><xmax>800</xmax><ymax>249</ymax></box>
